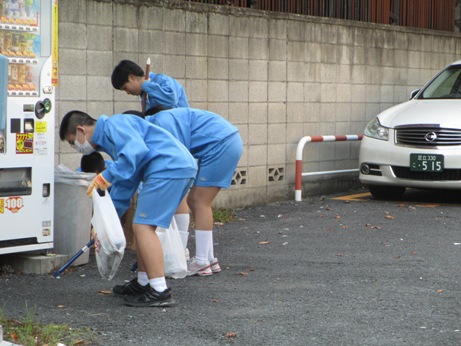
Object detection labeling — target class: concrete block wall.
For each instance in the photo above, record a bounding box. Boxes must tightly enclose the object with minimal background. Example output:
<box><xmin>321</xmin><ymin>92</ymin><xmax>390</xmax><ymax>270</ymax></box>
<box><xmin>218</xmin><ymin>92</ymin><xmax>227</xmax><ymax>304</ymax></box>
<box><xmin>56</xmin><ymin>0</ymin><xmax>461</xmax><ymax>208</ymax></box>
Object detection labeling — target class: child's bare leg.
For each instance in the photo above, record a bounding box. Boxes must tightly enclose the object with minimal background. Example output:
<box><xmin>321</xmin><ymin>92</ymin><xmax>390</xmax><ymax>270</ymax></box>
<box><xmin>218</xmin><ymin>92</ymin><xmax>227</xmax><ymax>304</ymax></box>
<box><xmin>133</xmin><ymin>223</ymin><xmax>164</xmax><ymax>279</ymax></box>
<box><xmin>176</xmin><ymin>197</ymin><xmax>189</xmax><ymax>214</ymax></box>
<box><xmin>187</xmin><ymin>186</ymin><xmax>220</xmax><ymax>230</ymax></box>
<box><xmin>186</xmin><ymin>186</ymin><xmax>221</xmax><ymax>276</ymax></box>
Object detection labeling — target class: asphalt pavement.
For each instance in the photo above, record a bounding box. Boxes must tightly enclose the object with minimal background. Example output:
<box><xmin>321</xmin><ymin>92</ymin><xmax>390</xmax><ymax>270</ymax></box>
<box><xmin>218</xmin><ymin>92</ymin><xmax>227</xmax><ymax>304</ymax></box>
<box><xmin>1</xmin><ymin>188</ymin><xmax>461</xmax><ymax>345</ymax></box>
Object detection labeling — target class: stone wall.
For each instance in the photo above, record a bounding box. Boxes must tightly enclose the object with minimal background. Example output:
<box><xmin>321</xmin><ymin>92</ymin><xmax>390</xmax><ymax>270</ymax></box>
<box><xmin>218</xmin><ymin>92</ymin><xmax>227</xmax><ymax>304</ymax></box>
<box><xmin>56</xmin><ymin>0</ymin><xmax>461</xmax><ymax>208</ymax></box>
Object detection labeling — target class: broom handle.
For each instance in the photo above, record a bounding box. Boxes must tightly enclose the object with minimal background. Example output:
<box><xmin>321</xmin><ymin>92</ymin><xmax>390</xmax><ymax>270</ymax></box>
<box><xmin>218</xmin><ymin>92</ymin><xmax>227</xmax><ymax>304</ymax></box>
<box><xmin>141</xmin><ymin>58</ymin><xmax>151</xmax><ymax>112</ymax></box>
<box><xmin>53</xmin><ymin>238</ymin><xmax>95</xmax><ymax>278</ymax></box>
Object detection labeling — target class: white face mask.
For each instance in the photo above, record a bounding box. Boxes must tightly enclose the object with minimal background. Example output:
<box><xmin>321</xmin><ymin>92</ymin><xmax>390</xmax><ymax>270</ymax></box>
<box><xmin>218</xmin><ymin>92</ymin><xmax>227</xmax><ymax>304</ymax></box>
<box><xmin>72</xmin><ymin>129</ymin><xmax>95</xmax><ymax>155</ymax></box>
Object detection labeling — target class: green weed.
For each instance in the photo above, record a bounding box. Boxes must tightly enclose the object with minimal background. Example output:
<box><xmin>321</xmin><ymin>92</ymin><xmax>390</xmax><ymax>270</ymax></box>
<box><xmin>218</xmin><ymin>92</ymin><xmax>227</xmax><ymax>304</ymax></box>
<box><xmin>212</xmin><ymin>208</ymin><xmax>236</xmax><ymax>224</ymax></box>
<box><xmin>0</xmin><ymin>305</ymin><xmax>98</xmax><ymax>346</ymax></box>
<box><xmin>189</xmin><ymin>208</ymin><xmax>236</xmax><ymax>229</ymax></box>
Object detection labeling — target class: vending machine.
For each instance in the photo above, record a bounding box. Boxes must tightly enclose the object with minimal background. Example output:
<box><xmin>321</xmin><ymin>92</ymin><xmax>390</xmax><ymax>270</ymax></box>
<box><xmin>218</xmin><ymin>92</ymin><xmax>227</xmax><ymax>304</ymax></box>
<box><xmin>0</xmin><ymin>0</ymin><xmax>58</xmax><ymax>255</ymax></box>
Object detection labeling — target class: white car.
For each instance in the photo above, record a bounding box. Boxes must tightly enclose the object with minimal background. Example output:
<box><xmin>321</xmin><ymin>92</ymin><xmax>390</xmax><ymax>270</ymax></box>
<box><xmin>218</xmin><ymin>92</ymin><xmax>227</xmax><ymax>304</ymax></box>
<box><xmin>359</xmin><ymin>60</ymin><xmax>461</xmax><ymax>199</ymax></box>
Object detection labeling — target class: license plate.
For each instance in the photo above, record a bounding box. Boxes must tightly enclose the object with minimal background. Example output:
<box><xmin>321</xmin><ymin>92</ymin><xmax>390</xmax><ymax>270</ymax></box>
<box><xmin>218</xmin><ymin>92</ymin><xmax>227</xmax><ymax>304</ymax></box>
<box><xmin>410</xmin><ymin>154</ymin><xmax>444</xmax><ymax>172</ymax></box>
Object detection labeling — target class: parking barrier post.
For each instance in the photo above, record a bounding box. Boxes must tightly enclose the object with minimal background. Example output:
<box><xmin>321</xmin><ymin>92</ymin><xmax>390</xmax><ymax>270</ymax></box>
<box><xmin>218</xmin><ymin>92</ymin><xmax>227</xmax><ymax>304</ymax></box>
<box><xmin>295</xmin><ymin>134</ymin><xmax>363</xmax><ymax>201</ymax></box>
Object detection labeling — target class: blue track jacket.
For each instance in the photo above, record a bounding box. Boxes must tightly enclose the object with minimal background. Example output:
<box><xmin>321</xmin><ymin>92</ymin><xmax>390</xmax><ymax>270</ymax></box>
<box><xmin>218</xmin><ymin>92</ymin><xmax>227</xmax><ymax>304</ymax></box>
<box><xmin>145</xmin><ymin>108</ymin><xmax>239</xmax><ymax>158</ymax></box>
<box><xmin>91</xmin><ymin>114</ymin><xmax>197</xmax><ymax>216</ymax></box>
<box><xmin>142</xmin><ymin>72</ymin><xmax>189</xmax><ymax>109</ymax></box>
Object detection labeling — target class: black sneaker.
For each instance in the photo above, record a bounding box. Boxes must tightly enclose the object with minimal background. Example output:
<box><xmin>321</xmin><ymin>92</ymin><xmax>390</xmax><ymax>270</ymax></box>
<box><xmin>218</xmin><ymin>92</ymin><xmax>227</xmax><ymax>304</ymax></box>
<box><xmin>124</xmin><ymin>286</ymin><xmax>176</xmax><ymax>307</ymax></box>
<box><xmin>112</xmin><ymin>278</ymin><xmax>147</xmax><ymax>297</ymax></box>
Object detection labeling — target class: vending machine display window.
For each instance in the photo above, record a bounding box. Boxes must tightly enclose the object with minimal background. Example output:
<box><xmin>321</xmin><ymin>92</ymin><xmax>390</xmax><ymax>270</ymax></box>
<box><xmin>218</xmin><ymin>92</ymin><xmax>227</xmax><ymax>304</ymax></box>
<box><xmin>0</xmin><ymin>0</ymin><xmax>41</xmax><ymax>96</ymax></box>
<box><xmin>0</xmin><ymin>167</ymin><xmax>32</xmax><ymax>197</ymax></box>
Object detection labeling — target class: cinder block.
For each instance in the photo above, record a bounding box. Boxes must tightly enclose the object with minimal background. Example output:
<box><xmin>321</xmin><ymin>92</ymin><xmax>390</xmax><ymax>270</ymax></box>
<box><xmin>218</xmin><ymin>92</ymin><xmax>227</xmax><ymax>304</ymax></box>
<box><xmin>0</xmin><ymin>254</ymin><xmax>68</xmax><ymax>275</ymax></box>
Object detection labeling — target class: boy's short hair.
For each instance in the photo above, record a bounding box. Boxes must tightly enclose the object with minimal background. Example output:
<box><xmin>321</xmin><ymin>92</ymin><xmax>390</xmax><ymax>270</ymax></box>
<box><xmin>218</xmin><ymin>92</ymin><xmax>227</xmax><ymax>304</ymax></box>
<box><xmin>144</xmin><ymin>105</ymin><xmax>170</xmax><ymax>116</ymax></box>
<box><xmin>59</xmin><ymin>110</ymin><xmax>96</xmax><ymax>141</ymax></box>
<box><xmin>80</xmin><ymin>151</ymin><xmax>106</xmax><ymax>174</ymax></box>
<box><xmin>111</xmin><ymin>60</ymin><xmax>144</xmax><ymax>90</ymax></box>
<box><xmin>122</xmin><ymin>110</ymin><xmax>146</xmax><ymax>119</ymax></box>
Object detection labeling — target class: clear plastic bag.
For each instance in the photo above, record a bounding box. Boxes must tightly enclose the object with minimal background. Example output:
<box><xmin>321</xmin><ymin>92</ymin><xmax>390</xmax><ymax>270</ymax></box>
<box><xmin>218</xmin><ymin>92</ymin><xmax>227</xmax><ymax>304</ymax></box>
<box><xmin>91</xmin><ymin>189</ymin><xmax>126</xmax><ymax>280</ymax></box>
<box><xmin>156</xmin><ymin>218</ymin><xmax>187</xmax><ymax>279</ymax></box>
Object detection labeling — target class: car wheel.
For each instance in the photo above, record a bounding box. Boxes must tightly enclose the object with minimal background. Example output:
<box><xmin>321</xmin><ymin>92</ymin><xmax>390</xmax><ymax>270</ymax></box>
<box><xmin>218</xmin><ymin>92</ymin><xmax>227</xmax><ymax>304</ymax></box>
<box><xmin>368</xmin><ymin>185</ymin><xmax>406</xmax><ymax>200</ymax></box>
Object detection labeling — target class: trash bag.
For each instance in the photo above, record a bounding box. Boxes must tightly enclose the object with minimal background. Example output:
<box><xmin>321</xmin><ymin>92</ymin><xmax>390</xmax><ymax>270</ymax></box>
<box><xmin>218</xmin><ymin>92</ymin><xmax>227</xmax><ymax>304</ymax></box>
<box><xmin>91</xmin><ymin>189</ymin><xmax>126</xmax><ymax>280</ymax></box>
<box><xmin>156</xmin><ymin>218</ymin><xmax>187</xmax><ymax>279</ymax></box>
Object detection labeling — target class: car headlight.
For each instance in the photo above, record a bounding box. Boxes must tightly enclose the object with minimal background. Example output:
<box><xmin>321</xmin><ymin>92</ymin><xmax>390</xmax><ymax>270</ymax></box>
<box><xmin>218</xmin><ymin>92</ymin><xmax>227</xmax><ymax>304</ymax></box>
<box><xmin>364</xmin><ymin>117</ymin><xmax>389</xmax><ymax>141</ymax></box>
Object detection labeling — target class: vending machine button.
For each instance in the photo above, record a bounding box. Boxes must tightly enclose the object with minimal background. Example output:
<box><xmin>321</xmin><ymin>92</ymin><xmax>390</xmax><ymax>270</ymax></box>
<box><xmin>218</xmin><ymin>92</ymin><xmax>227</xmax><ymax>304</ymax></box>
<box><xmin>43</xmin><ymin>85</ymin><xmax>53</xmax><ymax>94</ymax></box>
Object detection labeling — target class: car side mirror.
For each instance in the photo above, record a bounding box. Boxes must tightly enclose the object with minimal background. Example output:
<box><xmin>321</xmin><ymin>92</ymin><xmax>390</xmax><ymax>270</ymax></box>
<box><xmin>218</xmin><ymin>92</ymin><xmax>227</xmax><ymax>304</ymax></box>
<box><xmin>410</xmin><ymin>89</ymin><xmax>420</xmax><ymax>99</ymax></box>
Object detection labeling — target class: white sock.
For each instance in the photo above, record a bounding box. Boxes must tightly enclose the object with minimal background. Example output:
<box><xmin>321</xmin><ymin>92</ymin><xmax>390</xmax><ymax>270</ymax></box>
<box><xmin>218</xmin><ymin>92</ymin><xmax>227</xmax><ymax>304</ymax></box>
<box><xmin>174</xmin><ymin>213</ymin><xmax>190</xmax><ymax>232</ymax></box>
<box><xmin>208</xmin><ymin>232</ymin><xmax>215</xmax><ymax>260</ymax></box>
<box><xmin>137</xmin><ymin>271</ymin><xmax>149</xmax><ymax>286</ymax></box>
<box><xmin>174</xmin><ymin>214</ymin><xmax>190</xmax><ymax>249</ymax></box>
<box><xmin>149</xmin><ymin>277</ymin><xmax>167</xmax><ymax>292</ymax></box>
<box><xmin>194</xmin><ymin>230</ymin><xmax>212</xmax><ymax>263</ymax></box>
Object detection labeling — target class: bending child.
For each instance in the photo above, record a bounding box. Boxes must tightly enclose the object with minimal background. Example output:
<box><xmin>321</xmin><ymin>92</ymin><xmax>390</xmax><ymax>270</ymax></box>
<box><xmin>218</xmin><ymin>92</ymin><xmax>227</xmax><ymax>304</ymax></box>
<box><xmin>111</xmin><ymin>59</ymin><xmax>189</xmax><ymax>109</ymax></box>
<box><xmin>59</xmin><ymin>110</ymin><xmax>197</xmax><ymax>307</ymax></box>
<box><xmin>128</xmin><ymin>106</ymin><xmax>243</xmax><ymax>276</ymax></box>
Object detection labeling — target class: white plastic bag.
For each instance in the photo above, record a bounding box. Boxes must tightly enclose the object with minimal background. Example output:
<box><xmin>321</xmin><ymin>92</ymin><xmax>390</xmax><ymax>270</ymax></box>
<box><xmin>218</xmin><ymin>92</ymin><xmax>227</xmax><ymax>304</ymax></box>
<box><xmin>91</xmin><ymin>189</ymin><xmax>126</xmax><ymax>280</ymax></box>
<box><xmin>156</xmin><ymin>218</ymin><xmax>187</xmax><ymax>279</ymax></box>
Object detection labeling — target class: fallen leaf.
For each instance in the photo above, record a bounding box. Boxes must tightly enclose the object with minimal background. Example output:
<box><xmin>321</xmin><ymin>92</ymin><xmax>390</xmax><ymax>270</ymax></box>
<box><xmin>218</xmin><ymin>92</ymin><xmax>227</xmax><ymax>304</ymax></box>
<box><xmin>335</xmin><ymin>215</ymin><xmax>341</xmax><ymax>219</ymax></box>
<box><xmin>258</xmin><ymin>241</ymin><xmax>271</xmax><ymax>245</ymax></box>
<box><xmin>385</xmin><ymin>215</ymin><xmax>395</xmax><ymax>220</ymax></box>
<box><xmin>416</xmin><ymin>204</ymin><xmax>439</xmax><ymax>208</ymax></box>
<box><xmin>238</xmin><ymin>272</ymin><xmax>248</xmax><ymax>276</ymax></box>
<box><xmin>98</xmin><ymin>290</ymin><xmax>112</xmax><ymax>295</ymax></box>
<box><xmin>410</xmin><ymin>251</ymin><xmax>417</xmax><ymax>255</ymax></box>
<box><xmin>224</xmin><ymin>331</ymin><xmax>238</xmax><ymax>339</ymax></box>
<box><xmin>365</xmin><ymin>223</ymin><xmax>382</xmax><ymax>229</ymax></box>
<box><xmin>436</xmin><ymin>289</ymin><xmax>445</xmax><ymax>293</ymax></box>
<box><xmin>341</xmin><ymin>225</ymin><xmax>348</xmax><ymax>229</ymax></box>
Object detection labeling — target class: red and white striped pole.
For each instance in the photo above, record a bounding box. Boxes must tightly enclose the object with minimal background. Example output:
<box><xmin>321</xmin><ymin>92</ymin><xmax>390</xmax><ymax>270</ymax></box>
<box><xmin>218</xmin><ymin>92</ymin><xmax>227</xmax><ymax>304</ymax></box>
<box><xmin>295</xmin><ymin>134</ymin><xmax>363</xmax><ymax>202</ymax></box>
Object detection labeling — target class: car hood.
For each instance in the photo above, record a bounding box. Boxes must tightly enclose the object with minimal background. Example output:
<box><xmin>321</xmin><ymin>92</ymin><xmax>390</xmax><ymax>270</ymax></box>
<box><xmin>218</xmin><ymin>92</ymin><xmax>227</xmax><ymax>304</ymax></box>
<box><xmin>377</xmin><ymin>100</ymin><xmax>461</xmax><ymax>129</ymax></box>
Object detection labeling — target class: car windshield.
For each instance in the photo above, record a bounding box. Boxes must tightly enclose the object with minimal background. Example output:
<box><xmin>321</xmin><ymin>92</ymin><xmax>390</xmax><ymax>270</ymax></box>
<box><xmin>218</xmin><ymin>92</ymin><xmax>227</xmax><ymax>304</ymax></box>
<box><xmin>419</xmin><ymin>65</ymin><xmax>461</xmax><ymax>99</ymax></box>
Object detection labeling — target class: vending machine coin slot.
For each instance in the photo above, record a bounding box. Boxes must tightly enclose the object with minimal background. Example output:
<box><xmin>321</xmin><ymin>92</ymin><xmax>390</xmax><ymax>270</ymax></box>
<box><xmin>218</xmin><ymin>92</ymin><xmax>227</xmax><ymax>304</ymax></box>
<box><xmin>34</xmin><ymin>100</ymin><xmax>45</xmax><ymax>119</ymax></box>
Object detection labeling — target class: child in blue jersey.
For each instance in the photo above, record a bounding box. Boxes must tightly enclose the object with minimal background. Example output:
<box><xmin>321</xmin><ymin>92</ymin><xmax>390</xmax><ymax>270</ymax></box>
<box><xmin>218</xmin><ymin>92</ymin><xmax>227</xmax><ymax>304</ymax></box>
<box><xmin>79</xmin><ymin>151</ymin><xmax>112</xmax><ymax>174</ymax></box>
<box><xmin>112</xmin><ymin>60</ymin><xmax>192</xmax><ymax>237</ymax></box>
<box><xmin>59</xmin><ymin>110</ymin><xmax>197</xmax><ymax>307</ymax></box>
<box><xmin>140</xmin><ymin>106</ymin><xmax>243</xmax><ymax>277</ymax></box>
<box><xmin>111</xmin><ymin>60</ymin><xmax>189</xmax><ymax>109</ymax></box>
